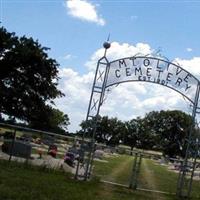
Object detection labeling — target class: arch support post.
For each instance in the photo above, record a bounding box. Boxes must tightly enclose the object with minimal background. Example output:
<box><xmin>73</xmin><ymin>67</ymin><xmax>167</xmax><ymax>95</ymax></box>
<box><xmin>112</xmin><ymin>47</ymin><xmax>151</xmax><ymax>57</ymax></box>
<box><xmin>79</xmin><ymin>55</ymin><xmax>110</xmax><ymax>180</ymax></box>
<box><xmin>176</xmin><ymin>82</ymin><xmax>200</xmax><ymax>198</ymax></box>
<box><xmin>129</xmin><ymin>152</ymin><xmax>142</xmax><ymax>190</ymax></box>
<box><xmin>83</xmin><ymin>57</ymin><xmax>109</xmax><ymax>180</ymax></box>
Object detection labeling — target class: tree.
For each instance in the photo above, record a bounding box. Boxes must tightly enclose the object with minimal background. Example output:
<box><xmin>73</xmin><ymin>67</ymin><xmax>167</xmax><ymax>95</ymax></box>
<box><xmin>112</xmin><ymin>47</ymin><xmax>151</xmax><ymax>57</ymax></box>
<box><xmin>79</xmin><ymin>117</ymin><xmax>96</xmax><ymax>138</ymax></box>
<box><xmin>29</xmin><ymin>107</ymin><xmax>70</xmax><ymax>134</ymax></box>
<box><xmin>104</xmin><ymin>117</ymin><xmax>123</xmax><ymax>146</ymax></box>
<box><xmin>140</xmin><ymin>110</ymin><xmax>192</xmax><ymax>157</ymax></box>
<box><xmin>159</xmin><ymin>110</ymin><xmax>192</xmax><ymax>157</ymax></box>
<box><xmin>79</xmin><ymin>116</ymin><xmax>125</xmax><ymax>146</ymax></box>
<box><xmin>123</xmin><ymin>119</ymin><xmax>139</xmax><ymax>154</ymax></box>
<box><xmin>0</xmin><ymin>26</ymin><xmax>63</xmax><ymax>123</ymax></box>
<box><xmin>79</xmin><ymin>110</ymin><xmax>192</xmax><ymax>157</ymax></box>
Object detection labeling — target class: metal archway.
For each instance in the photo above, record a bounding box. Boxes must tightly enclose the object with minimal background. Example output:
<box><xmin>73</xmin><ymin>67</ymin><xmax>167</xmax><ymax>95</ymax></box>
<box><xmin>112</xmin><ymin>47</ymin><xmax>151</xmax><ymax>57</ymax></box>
<box><xmin>78</xmin><ymin>42</ymin><xmax>200</xmax><ymax>199</ymax></box>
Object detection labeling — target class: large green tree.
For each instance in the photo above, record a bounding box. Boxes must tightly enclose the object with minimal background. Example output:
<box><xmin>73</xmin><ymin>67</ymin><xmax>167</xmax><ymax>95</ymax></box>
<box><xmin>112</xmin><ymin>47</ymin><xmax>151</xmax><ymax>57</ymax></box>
<box><xmin>79</xmin><ymin>116</ymin><xmax>124</xmax><ymax>146</ymax></box>
<box><xmin>79</xmin><ymin>110</ymin><xmax>193</xmax><ymax>157</ymax></box>
<box><xmin>138</xmin><ymin>110</ymin><xmax>192</xmax><ymax>157</ymax></box>
<box><xmin>0</xmin><ymin>26</ymin><xmax>69</xmax><ymax>133</ymax></box>
<box><xmin>123</xmin><ymin>119</ymin><xmax>139</xmax><ymax>154</ymax></box>
<box><xmin>0</xmin><ymin>26</ymin><xmax>63</xmax><ymax>122</ymax></box>
<box><xmin>29</xmin><ymin>107</ymin><xmax>70</xmax><ymax>133</ymax></box>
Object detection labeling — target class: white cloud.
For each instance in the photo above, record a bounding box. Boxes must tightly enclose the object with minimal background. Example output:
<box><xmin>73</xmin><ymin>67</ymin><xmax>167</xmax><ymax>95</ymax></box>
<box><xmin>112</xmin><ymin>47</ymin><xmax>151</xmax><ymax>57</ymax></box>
<box><xmin>186</xmin><ymin>48</ymin><xmax>193</xmax><ymax>52</ymax></box>
<box><xmin>86</xmin><ymin>42</ymin><xmax>152</xmax><ymax>70</ymax></box>
<box><xmin>55</xmin><ymin>68</ymin><xmax>95</xmax><ymax>131</ymax></box>
<box><xmin>56</xmin><ymin>42</ymin><xmax>200</xmax><ymax>132</ymax></box>
<box><xmin>65</xmin><ymin>0</ymin><xmax>105</xmax><ymax>26</ymax></box>
<box><xmin>174</xmin><ymin>57</ymin><xmax>200</xmax><ymax>76</ymax></box>
<box><xmin>63</xmin><ymin>54</ymin><xmax>72</xmax><ymax>60</ymax></box>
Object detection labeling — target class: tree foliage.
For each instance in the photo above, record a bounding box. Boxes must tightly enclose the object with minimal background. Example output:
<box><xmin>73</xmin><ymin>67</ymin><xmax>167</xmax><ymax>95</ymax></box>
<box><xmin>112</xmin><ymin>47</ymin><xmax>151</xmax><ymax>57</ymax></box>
<box><xmin>140</xmin><ymin>110</ymin><xmax>192</xmax><ymax>157</ymax></box>
<box><xmin>0</xmin><ymin>26</ymin><xmax>69</xmax><ymax>133</ymax></box>
<box><xmin>0</xmin><ymin>26</ymin><xmax>63</xmax><ymax>122</ymax></box>
<box><xmin>79</xmin><ymin>116</ymin><xmax>124</xmax><ymax>146</ymax></box>
<box><xmin>79</xmin><ymin>110</ymin><xmax>193</xmax><ymax>157</ymax></box>
<box><xmin>29</xmin><ymin>107</ymin><xmax>70</xmax><ymax>134</ymax></box>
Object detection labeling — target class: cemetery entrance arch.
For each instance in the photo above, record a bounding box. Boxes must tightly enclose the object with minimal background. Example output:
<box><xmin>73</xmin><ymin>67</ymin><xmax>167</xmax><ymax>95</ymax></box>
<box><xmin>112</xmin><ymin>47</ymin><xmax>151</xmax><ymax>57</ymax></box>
<box><xmin>82</xmin><ymin>42</ymin><xmax>200</xmax><ymax>199</ymax></box>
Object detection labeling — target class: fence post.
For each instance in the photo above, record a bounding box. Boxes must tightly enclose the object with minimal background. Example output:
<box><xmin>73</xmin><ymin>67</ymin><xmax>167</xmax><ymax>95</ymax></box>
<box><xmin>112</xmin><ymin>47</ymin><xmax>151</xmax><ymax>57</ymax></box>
<box><xmin>9</xmin><ymin>129</ymin><xmax>16</xmax><ymax>162</ymax></box>
<box><xmin>129</xmin><ymin>152</ymin><xmax>142</xmax><ymax>189</ymax></box>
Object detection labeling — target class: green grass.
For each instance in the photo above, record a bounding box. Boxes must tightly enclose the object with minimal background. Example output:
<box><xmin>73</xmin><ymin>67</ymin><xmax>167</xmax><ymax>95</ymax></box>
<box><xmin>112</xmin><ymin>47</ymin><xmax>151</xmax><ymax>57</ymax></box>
<box><xmin>93</xmin><ymin>154</ymin><xmax>134</xmax><ymax>184</ymax></box>
<box><xmin>139</xmin><ymin>159</ymin><xmax>178</xmax><ymax>192</ymax></box>
<box><xmin>94</xmin><ymin>155</ymin><xmax>200</xmax><ymax>200</ymax></box>
<box><xmin>0</xmin><ymin>160</ymin><xmax>100</xmax><ymax>200</ymax></box>
<box><xmin>0</xmin><ymin>128</ymin><xmax>27</xmax><ymax>138</ymax></box>
<box><xmin>138</xmin><ymin>159</ymin><xmax>200</xmax><ymax>199</ymax></box>
<box><xmin>0</xmin><ymin>159</ymin><xmax>175</xmax><ymax>200</ymax></box>
<box><xmin>0</xmin><ymin>155</ymin><xmax>200</xmax><ymax>200</ymax></box>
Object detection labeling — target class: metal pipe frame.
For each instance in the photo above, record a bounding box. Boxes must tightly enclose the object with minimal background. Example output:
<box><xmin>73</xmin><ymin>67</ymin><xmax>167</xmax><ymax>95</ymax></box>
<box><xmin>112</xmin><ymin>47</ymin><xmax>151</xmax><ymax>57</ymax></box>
<box><xmin>80</xmin><ymin>48</ymin><xmax>200</xmax><ymax>199</ymax></box>
<box><xmin>83</xmin><ymin>66</ymin><xmax>109</xmax><ymax>179</ymax></box>
<box><xmin>176</xmin><ymin>82</ymin><xmax>200</xmax><ymax>198</ymax></box>
<box><xmin>76</xmin><ymin>55</ymin><xmax>110</xmax><ymax>180</ymax></box>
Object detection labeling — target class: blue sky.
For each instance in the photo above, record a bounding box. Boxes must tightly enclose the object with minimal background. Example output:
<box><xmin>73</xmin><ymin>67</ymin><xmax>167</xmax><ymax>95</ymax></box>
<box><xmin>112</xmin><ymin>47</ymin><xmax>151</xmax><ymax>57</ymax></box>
<box><xmin>1</xmin><ymin>0</ymin><xmax>200</xmax><ymax>132</ymax></box>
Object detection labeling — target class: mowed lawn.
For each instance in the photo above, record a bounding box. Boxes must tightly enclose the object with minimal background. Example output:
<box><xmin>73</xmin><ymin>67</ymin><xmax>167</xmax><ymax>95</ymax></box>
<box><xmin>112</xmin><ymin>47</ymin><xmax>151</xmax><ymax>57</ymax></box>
<box><xmin>93</xmin><ymin>154</ymin><xmax>134</xmax><ymax>185</ymax></box>
<box><xmin>0</xmin><ymin>159</ymin><xmax>169</xmax><ymax>200</ymax></box>
<box><xmin>93</xmin><ymin>154</ymin><xmax>200</xmax><ymax>200</ymax></box>
<box><xmin>0</xmin><ymin>155</ymin><xmax>200</xmax><ymax>200</ymax></box>
<box><xmin>138</xmin><ymin>159</ymin><xmax>200</xmax><ymax>199</ymax></box>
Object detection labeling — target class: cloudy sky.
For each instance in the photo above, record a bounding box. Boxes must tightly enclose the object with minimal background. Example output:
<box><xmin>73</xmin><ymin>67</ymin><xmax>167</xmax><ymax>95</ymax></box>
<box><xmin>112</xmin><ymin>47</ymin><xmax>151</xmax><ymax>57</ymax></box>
<box><xmin>2</xmin><ymin>0</ymin><xmax>200</xmax><ymax>132</ymax></box>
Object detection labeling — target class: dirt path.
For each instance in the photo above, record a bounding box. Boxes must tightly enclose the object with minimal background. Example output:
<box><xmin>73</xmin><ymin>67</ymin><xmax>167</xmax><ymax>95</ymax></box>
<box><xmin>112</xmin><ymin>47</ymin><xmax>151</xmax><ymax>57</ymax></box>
<box><xmin>98</xmin><ymin>156</ymin><xmax>170</xmax><ymax>199</ymax></box>
<box><xmin>98</xmin><ymin>156</ymin><xmax>133</xmax><ymax>199</ymax></box>
<box><xmin>142</xmin><ymin>159</ymin><xmax>166</xmax><ymax>200</ymax></box>
<box><xmin>108</xmin><ymin>156</ymin><xmax>133</xmax><ymax>182</ymax></box>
